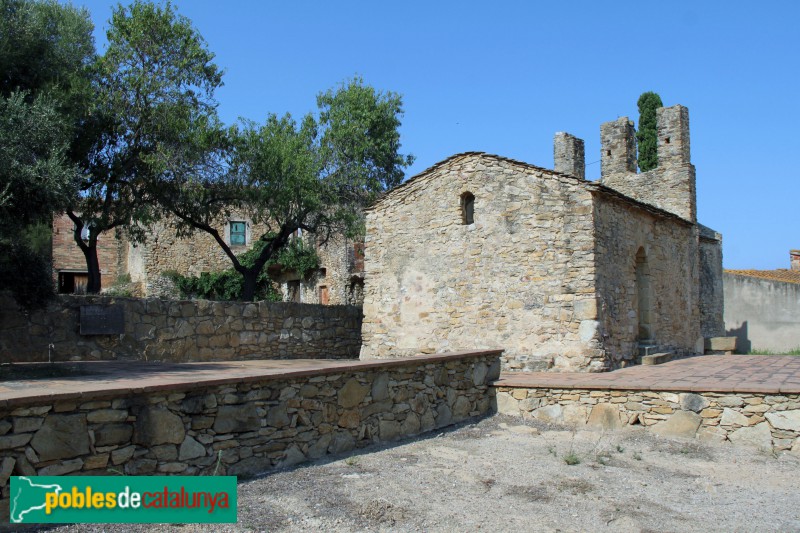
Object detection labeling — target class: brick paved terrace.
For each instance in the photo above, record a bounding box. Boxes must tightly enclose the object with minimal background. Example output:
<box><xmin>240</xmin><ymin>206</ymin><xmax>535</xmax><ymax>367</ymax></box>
<box><xmin>495</xmin><ymin>355</ymin><xmax>800</xmax><ymax>454</ymax></box>
<box><xmin>494</xmin><ymin>355</ymin><xmax>800</xmax><ymax>394</ymax></box>
<box><xmin>0</xmin><ymin>351</ymin><xmax>500</xmax><ymax>408</ymax></box>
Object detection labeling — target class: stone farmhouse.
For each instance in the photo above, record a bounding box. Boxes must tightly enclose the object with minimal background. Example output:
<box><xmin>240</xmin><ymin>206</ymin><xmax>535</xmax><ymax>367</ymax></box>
<box><xmin>52</xmin><ymin>213</ymin><xmax>365</xmax><ymax>305</ymax></box>
<box><xmin>360</xmin><ymin>105</ymin><xmax>724</xmax><ymax>372</ymax></box>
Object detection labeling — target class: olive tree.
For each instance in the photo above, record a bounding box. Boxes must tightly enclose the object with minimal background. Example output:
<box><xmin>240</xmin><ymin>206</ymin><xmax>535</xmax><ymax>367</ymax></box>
<box><xmin>0</xmin><ymin>0</ymin><xmax>94</xmax><ymax>307</ymax></box>
<box><xmin>67</xmin><ymin>0</ymin><xmax>223</xmax><ymax>293</ymax></box>
<box><xmin>159</xmin><ymin>78</ymin><xmax>414</xmax><ymax>301</ymax></box>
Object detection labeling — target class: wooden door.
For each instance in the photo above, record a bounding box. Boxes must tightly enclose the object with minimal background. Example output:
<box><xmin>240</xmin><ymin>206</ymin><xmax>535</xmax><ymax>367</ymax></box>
<box><xmin>319</xmin><ymin>285</ymin><xmax>329</xmax><ymax>305</ymax></box>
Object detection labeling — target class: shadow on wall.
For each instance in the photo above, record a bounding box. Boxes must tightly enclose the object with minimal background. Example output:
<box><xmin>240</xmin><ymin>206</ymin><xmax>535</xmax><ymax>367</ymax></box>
<box><xmin>726</xmin><ymin>321</ymin><xmax>751</xmax><ymax>354</ymax></box>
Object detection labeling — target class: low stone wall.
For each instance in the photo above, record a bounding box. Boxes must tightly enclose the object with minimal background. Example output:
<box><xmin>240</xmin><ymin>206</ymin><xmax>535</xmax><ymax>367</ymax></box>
<box><xmin>496</xmin><ymin>387</ymin><xmax>800</xmax><ymax>453</ymax></box>
<box><xmin>0</xmin><ymin>350</ymin><xmax>501</xmax><ymax>522</ymax></box>
<box><xmin>0</xmin><ymin>294</ymin><xmax>362</xmax><ymax>363</ymax></box>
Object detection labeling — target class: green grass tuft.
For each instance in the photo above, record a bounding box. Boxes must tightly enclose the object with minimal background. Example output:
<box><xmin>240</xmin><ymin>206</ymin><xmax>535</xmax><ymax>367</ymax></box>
<box><xmin>563</xmin><ymin>453</ymin><xmax>581</xmax><ymax>466</ymax></box>
<box><xmin>747</xmin><ymin>348</ymin><xmax>800</xmax><ymax>356</ymax></box>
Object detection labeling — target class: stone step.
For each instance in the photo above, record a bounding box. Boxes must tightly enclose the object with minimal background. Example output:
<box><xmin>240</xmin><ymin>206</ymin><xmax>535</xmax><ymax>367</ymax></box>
<box><xmin>705</xmin><ymin>336</ymin><xmax>737</xmax><ymax>355</ymax></box>
<box><xmin>642</xmin><ymin>352</ymin><xmax>675</xmax><ymax>366</ymax></box>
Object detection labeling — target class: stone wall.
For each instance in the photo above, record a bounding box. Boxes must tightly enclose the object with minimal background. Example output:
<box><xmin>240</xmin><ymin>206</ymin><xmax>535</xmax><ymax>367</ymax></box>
<box><xmin>127</xmin><ymin>215</ymin><xmax>273</xmax><ymax>298</ymax></box>
<box><xmin>0</xmin><ymin>350</ymin><xmax>501</xmax><ymax>522</ymax></box>
<box><xmin>360</xmin><ymin>153</ymin><xmax>601</xmax><ymax>372</ymax></box>
<box><xmin>274</xmin><ymin>234</ymin><xmax>365</xmax><ymax>306</ymax></box>
<box><xmin>553</xmin><ymin>132</ymin><xmax>585</xmax><ymax>179</ymax></box>
<box><xmin>496</xmin><ymin>386</ymin><xmax>800</xmax><ymax>453</ymax></box>
<box><xmin>699</xmin><ymin>230</ymin><xmax>725</xmax><ymax>338</ymax></box>
<box><xmin>592</xmin><ymin>194</ymin><xmax>701</xmax><ymax>365</ymax></box>
<box><xmin>360</xmin><ymin>105</ymin><xmax>719</xmax><ymax>373</ymax></box>
<box><xmin>0</xmin><ymin>295</ymin><xmax>362</xmax><ymax>363</ymax></box>
<box><xmin>724</xmin><ymin>273</ymin><xmax>800</xmax><ymax>353</ymax></box>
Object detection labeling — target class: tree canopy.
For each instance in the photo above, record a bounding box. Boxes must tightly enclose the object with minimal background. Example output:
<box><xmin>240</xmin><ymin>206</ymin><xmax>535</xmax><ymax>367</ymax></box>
<box><xmin>0</xmin><ymin>0</ymin><xmax>413</xmax><ymax>304</ymax></box>
<box><xmin>0</xmin><ymin>0</ymin><xmax>94</xmax><ymax>228</ymax></box>
<box><xmin>636</xmin><ymin>91</ymin><xmax>663</xmax><ymax>172</ymax></box>
<box><xmin>159</xmin><ymin>77</ymin><xmax>414</xmax><ymax>301</ymax></box>
<box><xmin>67</xmin><ymin>0</ymin><xmax>223</xmax><ymax>293</ymax></box>
<box><xmin>0</xmin><ymin>0</ymin><xmax>94</xmax><ymax>308</ymax></box>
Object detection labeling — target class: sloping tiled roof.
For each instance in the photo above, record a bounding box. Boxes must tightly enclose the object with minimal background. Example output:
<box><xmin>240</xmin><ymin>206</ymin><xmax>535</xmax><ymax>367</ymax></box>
<box><xmin>725</xmin><ymin>269</ymin><xmax>800</xmax><ymax>285</ymax></box>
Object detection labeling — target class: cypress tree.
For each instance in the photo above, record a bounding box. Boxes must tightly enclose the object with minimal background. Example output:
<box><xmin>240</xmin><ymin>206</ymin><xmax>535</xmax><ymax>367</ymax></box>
<box><xmin>636</xmin><ymin>91</ymin><xmax>663</xmax><ymax>172</ymax></box>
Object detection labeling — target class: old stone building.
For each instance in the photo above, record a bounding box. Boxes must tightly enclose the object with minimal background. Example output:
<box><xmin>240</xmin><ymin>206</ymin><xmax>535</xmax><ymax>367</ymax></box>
<box><xmin>52</xmin><ymin>214</ymin><xmax>364</xmax><ymax>305</ymax></box>
<box><xmin>52</xmin><ymin>214</ymin><xmax>127</xmax><ymax>294</ymax></box>
<box><xmin>360</xmin><ymin>105</ymin><xmax>724</xmax><ymax>372</ymax></box>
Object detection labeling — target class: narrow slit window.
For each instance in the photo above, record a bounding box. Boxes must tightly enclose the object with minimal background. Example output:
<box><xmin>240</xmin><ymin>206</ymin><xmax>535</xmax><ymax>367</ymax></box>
<box><xmin>461</xmin><ymin>192</ymin><xmax>475</xmax><ymax>225</ymax></box>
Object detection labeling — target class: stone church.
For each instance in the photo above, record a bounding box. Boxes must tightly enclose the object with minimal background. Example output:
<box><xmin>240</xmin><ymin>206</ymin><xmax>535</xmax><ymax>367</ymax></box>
<box><xmin>359</xmin><ymin>105</ymin><xmax>724</xmax><ymax>372</ymax></box>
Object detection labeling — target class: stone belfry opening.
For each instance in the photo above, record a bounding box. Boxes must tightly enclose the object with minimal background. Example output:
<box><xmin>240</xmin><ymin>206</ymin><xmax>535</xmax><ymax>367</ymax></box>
<box><xmin>635</xmin><ymin>247</ymin><xmax>653</xmax><ymax>341</ymax></box>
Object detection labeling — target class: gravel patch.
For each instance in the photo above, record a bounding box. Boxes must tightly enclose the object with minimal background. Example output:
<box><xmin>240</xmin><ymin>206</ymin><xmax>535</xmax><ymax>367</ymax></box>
<box><xmin>31</xmin><ymin>414</ymin><xmax>800</xmax><ymax>532</ymax></box>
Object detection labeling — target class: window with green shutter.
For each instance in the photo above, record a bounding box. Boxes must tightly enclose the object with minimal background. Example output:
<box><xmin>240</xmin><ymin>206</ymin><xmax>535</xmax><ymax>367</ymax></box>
<box><xmin>230</xmin><ymin>221</ymin><xmax>246</xmax><ymax>245</ymax></box>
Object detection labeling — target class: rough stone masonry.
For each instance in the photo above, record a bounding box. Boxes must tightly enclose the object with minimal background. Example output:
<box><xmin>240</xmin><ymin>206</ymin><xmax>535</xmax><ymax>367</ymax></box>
<box><xmin>360</xmin><ymin>105</ymin><xmax>724</xmax><ymax>372</ymax></box>
<box><xmin>0</xmin><ymin>351</ymin><xmax>500</xmax><ymax>523</ymax></box>
<box><xmin>496</xmin><ymin>387</ymin><xmax>800</xmax><ymax>454</ymax></box>
<box><xmin>0</xmin><ymin>294</ymin><xmax>362</xmax><ymax>363</ymax></box>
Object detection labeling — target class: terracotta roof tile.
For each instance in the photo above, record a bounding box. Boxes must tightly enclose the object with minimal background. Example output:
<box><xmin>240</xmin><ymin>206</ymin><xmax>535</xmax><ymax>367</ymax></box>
<box><xmin>725</xmin><ymin>269</ymin><xmax>800</xmax><ymax>285</ymax></box>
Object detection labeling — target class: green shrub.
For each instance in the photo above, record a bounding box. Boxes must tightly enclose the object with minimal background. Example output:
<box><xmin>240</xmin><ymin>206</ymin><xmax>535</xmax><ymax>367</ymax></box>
<box><xmin>165</xmin><ymin>269</ymin><xmax>279</xmax><ymax>301</ymax></box>
<box><xmin>0</xmin><ymin>241</ymin><xmax>55</xmax><ymax>310</ymax></box>
<box><xmin>162</xmin><ymin>237</ymin><xmax>319</xmax><ymax>301</ymax></box>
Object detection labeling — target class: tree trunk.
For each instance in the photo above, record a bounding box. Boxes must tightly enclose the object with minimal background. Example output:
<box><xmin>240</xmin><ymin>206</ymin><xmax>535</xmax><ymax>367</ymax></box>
<box><xmin>82</xmin><ymin>243</ymin><xmax>102</xmax><ymax>294</ymax></box>
<box><xmin>68</xmin><ymin>211</ymin><xmax>102</xmax><ymax>294</ymax></box>
<box><xmin>241</xmin><ymin>270</ymin><xmax>258</xmax><ymax>302</ymax></box>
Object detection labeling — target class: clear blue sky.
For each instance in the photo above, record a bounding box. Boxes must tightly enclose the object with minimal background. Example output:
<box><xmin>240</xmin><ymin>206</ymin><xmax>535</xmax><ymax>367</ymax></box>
<box><xmin>70</xmin><ymin>1</ymin><xmax>799</xmax><ymax>270</ymax></box>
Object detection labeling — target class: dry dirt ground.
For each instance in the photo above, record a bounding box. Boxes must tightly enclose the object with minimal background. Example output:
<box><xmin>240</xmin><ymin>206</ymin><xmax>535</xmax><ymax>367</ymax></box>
<box><xmin>38</xmin><ymin>414</ymin><xmax>800</xmax><ymax>533</ymax></box>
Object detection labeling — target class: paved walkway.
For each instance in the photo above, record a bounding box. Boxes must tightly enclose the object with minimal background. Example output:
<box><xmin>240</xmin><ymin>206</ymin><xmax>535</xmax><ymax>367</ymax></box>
<box><xmin>3</xmin><ymin>354</ymin><xmax>798</xmax><ymax>408</ymax></box>
<box><xmin>495</xmin><ymin>355</ymin><xmax>800</xmax><ymax>394</ymax></box>
<box><xmin>0</xmin><ymin>350</ymin><xmax>499</xmax><ymax>408</ymax></box>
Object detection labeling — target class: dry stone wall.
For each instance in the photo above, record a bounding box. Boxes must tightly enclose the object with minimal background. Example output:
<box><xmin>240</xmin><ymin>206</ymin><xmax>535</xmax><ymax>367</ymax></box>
<box><xmin>0</xmin><ymin>351</ymin><xmax>500</xmax><ymax>522</ymax></box>
<box><xmin>0</xmin><ymin>295</ymin><xmax>362</xmax><ymax>363</ymax></box>
<box><xmin>592</xmin><ymin>194</ymin><xmax>701</xmax><ymax>365</ymax></box>
<box><xmin>496</xmin><ymin>387</ymin><xmax>800</xmax><ymax>454</ymax></box>
<box><xmin>360</xmin><ymin>153</ymin><xmax>602</xmax><ymax>372</ymax></box>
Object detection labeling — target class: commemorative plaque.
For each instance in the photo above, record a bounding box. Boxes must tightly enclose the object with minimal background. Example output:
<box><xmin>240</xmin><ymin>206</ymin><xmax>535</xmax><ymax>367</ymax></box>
<box><xmin>80</xmin><ymin>305</ymin><xmax>125</xmax><ymax>335</ymax></box>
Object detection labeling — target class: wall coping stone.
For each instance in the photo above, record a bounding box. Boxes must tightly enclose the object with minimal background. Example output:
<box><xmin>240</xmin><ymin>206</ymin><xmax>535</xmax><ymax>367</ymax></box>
<box><xmin>0</xmin><ymin>350</ymin><xmax>503</xmax><ymax>409</ymax></box>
